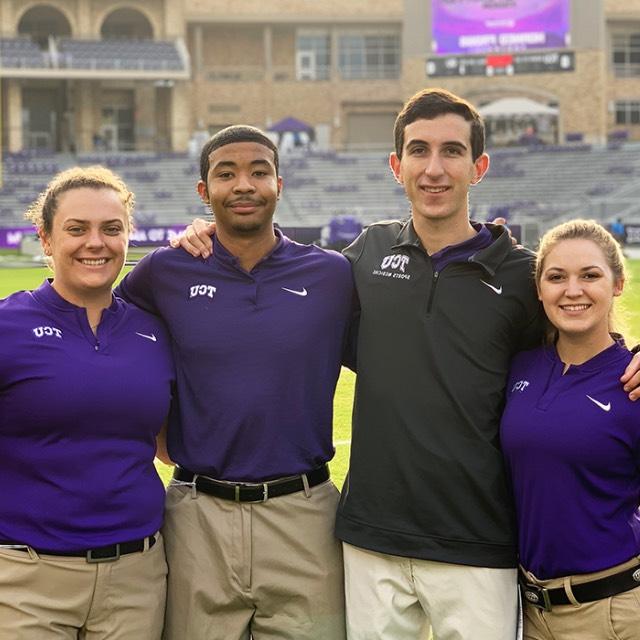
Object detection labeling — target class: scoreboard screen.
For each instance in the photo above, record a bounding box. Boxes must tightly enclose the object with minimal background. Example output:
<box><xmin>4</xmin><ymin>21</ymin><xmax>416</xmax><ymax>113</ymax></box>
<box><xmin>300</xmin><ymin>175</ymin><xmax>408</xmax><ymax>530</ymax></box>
<box><xmin>432</xmin><ymin>0</ymin><xmax>571</xmax><ymax>55</ymax></box>
<box><xmin>426</xmin><ymin>50</ymin><xmax>575</xmax><ymax>77</ymax></box>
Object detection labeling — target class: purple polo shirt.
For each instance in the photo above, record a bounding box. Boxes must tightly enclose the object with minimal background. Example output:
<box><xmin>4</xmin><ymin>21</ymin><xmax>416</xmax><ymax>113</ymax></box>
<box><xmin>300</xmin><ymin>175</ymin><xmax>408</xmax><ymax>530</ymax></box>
<box><xmin>428</xmin><ymin>222</ymin><xmax>493</xmax><ymax>271</ymax></box>
<box><xmin>0</xmin><ymin>281</ymin><xmax>174</xmax><ymax>551</ymax></box>
<box><xmin>501</xmin><ymin>342</ymin><xmax>640</xmax><ymax>579</ymax></box>
<box><xmin>116</xmin><ymin>230</ymin><xmax>354</xmax><ymax>481</ymax></box>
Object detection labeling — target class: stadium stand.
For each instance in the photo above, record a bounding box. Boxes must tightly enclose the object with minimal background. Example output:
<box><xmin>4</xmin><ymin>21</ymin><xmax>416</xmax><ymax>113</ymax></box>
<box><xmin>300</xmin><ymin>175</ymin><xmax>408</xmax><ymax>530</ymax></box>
<box><xmin>0</xmin><ymin>37</ymin><xmax>48</xmax><ymax>68</ymax></box>
<box><xmin>3</xmin><ymin>143</ymin><xmax>640</xmax><ymax>234</ymax></box>
<box><xmin>0</xmin><ymin>36</ymin><xmax>185</xmax><ymax>72</ymax></box>
<box><xmin>57</xmin><ymin>39</ymin><xmax>185</xmax><ymax>72</ymax></box>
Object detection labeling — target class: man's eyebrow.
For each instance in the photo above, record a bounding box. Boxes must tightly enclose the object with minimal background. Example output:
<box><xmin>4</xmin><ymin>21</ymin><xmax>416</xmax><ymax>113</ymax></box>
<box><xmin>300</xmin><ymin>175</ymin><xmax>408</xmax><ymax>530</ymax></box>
<box><xmin>405</xmin><ymin>139</ymin><xmax>468</xmax><ymax>150</ymax></box>
<box><xmin>212</xmin><ymin>158</ymin><xmax>272</xmax><ymax>170</ymax></box>
<box><xmin>405</xmin><ymin>139</ymin><xmax>429</xmax><ymax>150</ymax></box>
<box><xmin>440</xmin><ymin>140</ymin><xmax>468</xmax><ymax>150</ymax></box>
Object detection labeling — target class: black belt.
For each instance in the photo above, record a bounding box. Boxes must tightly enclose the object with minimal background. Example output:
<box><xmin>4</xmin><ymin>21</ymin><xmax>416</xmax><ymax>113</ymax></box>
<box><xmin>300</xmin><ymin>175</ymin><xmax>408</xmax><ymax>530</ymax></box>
<box><xmin>173</xmin><ymin>464</ymin><xmax>330</xmax><ymax>502</ymax></box>
<box><xmin>519</xmin><ymin>563</ymin><xmax>640</xmax><ymax>611</ymax></box>
<box><xmin>0</xmin><ymin>535</ymin><xmax>157</xmax><ymax>564</ymax></box>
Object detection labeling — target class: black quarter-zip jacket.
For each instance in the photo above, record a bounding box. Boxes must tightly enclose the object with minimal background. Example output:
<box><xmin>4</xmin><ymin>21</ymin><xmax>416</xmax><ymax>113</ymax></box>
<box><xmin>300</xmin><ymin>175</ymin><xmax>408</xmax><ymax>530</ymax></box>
<box><xmin>336</xmin><ymin>219</ymin><xmax>543</xmax><ymax>567</ymax></box>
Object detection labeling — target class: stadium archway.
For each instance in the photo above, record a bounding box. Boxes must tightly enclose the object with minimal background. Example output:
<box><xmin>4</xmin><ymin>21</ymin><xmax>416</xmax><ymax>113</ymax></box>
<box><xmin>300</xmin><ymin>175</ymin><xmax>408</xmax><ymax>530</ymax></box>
<box><xmin>16</xmin><ymin>4</ymin><xmax>74</xmax><ymax>152</ymax></box>
<box><xmin>17</xmin><ymin>4</ymin><xmax>73</xmax><ymax>47</ymax></box>
<box><xmin>91</xmin><ymin>8</ymin><xmax>164</xmax><ymax>152</ymax></box>
<box><xmin>100</xmin><ymin>7</ymin><xmax>155</xmax><ymax>40</ymax></box>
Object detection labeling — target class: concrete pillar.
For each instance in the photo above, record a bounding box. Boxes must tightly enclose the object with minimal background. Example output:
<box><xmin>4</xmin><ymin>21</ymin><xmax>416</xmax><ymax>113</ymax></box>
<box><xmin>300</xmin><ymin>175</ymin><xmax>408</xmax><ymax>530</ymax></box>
<box><xmin>76</xmin><ymin>1</ymin><xmax>93</xmax><ymax>37</ymax></box>
<box><xmin>1</xmin><ymin>1</ymin><xmax>17</xmax><ymax>37</ymax></box>
<box><xmin>155</xmin><ymin>85</ymin><xmax>172</xmax><ymax>152</ymax></box>
<box><xmin>330</xmin><ymin>27</ymin><xmax>342</xmax><ymax>147</ymax></box>
<box><xmin>263</xmin><ymin>25</ymin><xmax>273</xmax><ymax>126</ymax></box>
<box><xmin>264</xmin><ymin>25</ymin><xmax>273</xmax><ymax>79</ymax></box>
<box><xmin>164</xmin><ymin>1</ymin><xmax>185</xmax><ymax>39</ymax></box>
<box><xmin>135</xmin><ymin>84</ymin><xmax>156</xmax><ymax>151</ymax></box>
<box><xmin>7</xmin><ymin>80</ymin><xmax>23</xmax><ymax>153</ymax></box>
<box><xmin>330</xmin><ymin>27</ymin><xmax>340</xmax><ymax>81</ymax></box>
<box><xmin>194</xmin><ymin>24</ymin><xmax>203</xmax><ymax>78</ymax></box>
<box><xmin>170</xmin><ymin>82</ymin><xmax>190</xmax><ymax>152</ymax></box>
<box><xmin>75</xmin><ymin>81</ymin><xmax>94</xmax><ymax>152</ymax></box>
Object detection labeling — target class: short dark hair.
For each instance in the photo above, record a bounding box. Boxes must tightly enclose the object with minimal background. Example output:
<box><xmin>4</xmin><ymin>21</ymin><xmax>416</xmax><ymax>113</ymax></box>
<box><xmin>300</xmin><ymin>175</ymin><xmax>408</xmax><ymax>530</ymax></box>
<box><xmin>199</xmin><ymin>125</ymin><xmax>279</xmax><ymax>182</ymax></box>
<box><xmin>394</xmin><ymin>88</ymin><xmax>485</xmax><ymax>161</ymax></box>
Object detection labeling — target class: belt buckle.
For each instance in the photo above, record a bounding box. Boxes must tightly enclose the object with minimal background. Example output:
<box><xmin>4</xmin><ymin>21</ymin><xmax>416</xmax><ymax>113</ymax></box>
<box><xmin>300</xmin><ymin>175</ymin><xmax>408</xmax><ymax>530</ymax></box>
<box><xmin>86</xmin><ymin>543</ymin><xmax>121</xmax><ymax>564</ymax></box>
<box><xmin>235</xmin><ymin>483</ymin><xmax>269</xmax><ymax>503</ymax></box>
<box><xmin>521</xmin><ymin>583</ymin><xmax>552</xmax><ymax>611</ymax></box>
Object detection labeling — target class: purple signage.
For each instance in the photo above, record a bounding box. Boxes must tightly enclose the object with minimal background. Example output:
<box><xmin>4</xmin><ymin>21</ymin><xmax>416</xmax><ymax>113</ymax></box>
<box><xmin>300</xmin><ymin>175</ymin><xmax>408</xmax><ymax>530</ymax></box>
<box><xmin>0</xmin><ymin>224</ymin><xmax>326</xmax><ymax>250</ymax></box>
<box><xmin>0</xmin><ymin>225</ymin><xmax>188</xmax><ymax>249</ymax></box>
<box><xmin>129</xmin><ymin>225</ymin><xmax>188</xmax><ymax>246</ymax></box>
<box><xmin>432</xmin><ymin>0</ymin><xmax>571</xmax><ymax>55</ymax></box>
<box><xmin>0</xmin><ymin>227</ymin><xmax>33</xmax><ymax>249</ymax></box>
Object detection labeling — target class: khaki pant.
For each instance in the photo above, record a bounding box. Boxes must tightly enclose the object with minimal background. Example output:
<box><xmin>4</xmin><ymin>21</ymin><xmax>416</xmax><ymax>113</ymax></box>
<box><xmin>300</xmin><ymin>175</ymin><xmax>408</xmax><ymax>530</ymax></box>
<box><xmin>343</xmin><ymin>542</ymin><xmax>518</xmax><ymax>640</ymax></box>
<box><xmin>162</xmin><ymin>479</ymin><xmax>346</xmax><ymax>640</ymax></box>
<box><xmin>0</xmin><ymin>534</ymin><xmax>167</xmax><ymax>640</ymax></box>
<box><xmin>522</xmin><ymin>556</ymin><xmax>640</xmax><ymax>640</ymax></box>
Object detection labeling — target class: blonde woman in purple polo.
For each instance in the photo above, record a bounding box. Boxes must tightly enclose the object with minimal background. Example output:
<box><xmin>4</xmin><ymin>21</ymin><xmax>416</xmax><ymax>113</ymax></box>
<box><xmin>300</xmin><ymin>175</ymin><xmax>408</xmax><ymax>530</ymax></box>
<box><xmin>501</xmin><ymin>220</ymin><xmax>640</xmax><ymax>639</ymax></box>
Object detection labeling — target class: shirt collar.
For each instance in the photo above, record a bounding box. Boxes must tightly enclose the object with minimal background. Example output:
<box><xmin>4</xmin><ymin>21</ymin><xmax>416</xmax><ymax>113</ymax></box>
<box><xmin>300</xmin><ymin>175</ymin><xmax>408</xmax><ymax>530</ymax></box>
<box><xmin>33</xmin><ymin>278</ymin><xmax>119</xmax><ymax>314</ymax></box>
<box><xmin>212</xmin><ymin>226</ymin><xmax>286</xmax><ymax>268</ymax></box>
<box><xmin>547</xmin><ymin>339</ymin><xmax>630</xmax><ymax>373</ymax></box>
<box><xmin>393</xmin><ymin>219</ymin><xmax>516</xmax><ymax>275</ymax></box>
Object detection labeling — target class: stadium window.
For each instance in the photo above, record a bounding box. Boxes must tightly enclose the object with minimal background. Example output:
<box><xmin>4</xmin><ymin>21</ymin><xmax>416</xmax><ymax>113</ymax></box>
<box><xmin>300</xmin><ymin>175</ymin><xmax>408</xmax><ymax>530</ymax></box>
<box><xmin>614</xmin><ymin>101</ymin><xmax>640</xmax><ymax>125</ymax></box>
<box><xmin>338</xmin><ymin>33</ymin><xmax>400</xmax><ymax>80</ymax></box>
<box><xmin>296</xmin><ymin>33</ymin><xmax>330</xmax><ymax>80</ymax></box>
<box><xmin>611</xmin><ymin>32</ymin><xmax>640</xmax><ymax>76</ymax></box>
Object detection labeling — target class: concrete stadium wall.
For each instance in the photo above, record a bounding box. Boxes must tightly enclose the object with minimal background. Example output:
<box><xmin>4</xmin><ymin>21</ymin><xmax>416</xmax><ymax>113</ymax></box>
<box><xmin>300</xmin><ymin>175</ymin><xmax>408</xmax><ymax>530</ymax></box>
<box><xmin>3</xmin><ymin>0</ymin><xmax>640</xmax><ymax>151</ymax></box>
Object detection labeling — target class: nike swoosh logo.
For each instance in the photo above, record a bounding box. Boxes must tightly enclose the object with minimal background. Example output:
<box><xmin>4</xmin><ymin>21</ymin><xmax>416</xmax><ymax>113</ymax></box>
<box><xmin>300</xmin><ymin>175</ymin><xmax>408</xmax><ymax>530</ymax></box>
<box><xmin>136</xmin><ymin>332</ymin><xmax>157</xmax><ymax>342</ymax></box>
<box><xmin>480</xmin><ymin>280</ymin><xmax>503</xmax><ymax>295</ymax></box>
<box><xmin>586</xmin><ymin>395</ymin><xmax>611</xmax><ymax>412</ymax></box>
<box><xmin>281</xmin><ymin>287</ymin><xmax>308</xmax><ymax>297</ymax></box>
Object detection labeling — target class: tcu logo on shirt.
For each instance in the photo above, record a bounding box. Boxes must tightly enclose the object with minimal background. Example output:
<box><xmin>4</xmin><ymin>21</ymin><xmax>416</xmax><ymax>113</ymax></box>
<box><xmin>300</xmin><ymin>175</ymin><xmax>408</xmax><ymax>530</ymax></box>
<box><xmin>189</xmin><ymin>284</ymin><xmax>217</xmax><ymax>299</ymax></box>
<box><xmin>33</xmin><ymin>326</ymin><xmax>63</xmax><ymax>339</ymax></box>
<box><xmin>380</xmin><ymin>254</ymin><xmax>410</xmax><ymax>273</ymax></box>
<box><xmin>373</xmin><ymin>253</ymin><xmax>411</xmax><ymax>280</ymax></box>
<box><xmin>511</xmin><ymin>380</ymin><xmax>530</xmax><ymax>393</ymax></box>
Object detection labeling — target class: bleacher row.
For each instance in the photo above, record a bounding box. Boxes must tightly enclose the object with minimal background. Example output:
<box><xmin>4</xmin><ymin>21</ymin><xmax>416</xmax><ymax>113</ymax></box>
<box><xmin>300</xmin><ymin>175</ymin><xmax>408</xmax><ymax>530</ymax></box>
<box><xmin>0</xmin><ymin>37</ymin><xmax>185</xmax><ymax>72</ymax></box>
<box><xmin>2</xmin><ymin>144</ymin><xmax>640</xmax><ymax>230</ymax></box>
<box><xmin>0</xmin><ymin>37</ymin><xmax>47</xmax><ymax>68</ymax></box>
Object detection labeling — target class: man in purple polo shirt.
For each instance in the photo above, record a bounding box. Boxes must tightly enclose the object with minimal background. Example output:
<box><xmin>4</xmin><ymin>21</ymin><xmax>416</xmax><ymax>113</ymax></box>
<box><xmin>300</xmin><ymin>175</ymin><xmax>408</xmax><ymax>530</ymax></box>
<box><xmin>116</xmin><ymin>125</ymin><xmax>352</xmax><ymax>640</ymax></box>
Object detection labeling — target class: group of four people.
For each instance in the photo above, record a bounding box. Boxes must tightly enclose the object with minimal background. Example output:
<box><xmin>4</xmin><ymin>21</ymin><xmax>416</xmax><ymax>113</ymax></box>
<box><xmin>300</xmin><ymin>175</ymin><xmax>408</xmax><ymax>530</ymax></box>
<box><xmin>1</xmin><ymin>88</ymin><xmax>640</xmax><ymax>640</ymax></box>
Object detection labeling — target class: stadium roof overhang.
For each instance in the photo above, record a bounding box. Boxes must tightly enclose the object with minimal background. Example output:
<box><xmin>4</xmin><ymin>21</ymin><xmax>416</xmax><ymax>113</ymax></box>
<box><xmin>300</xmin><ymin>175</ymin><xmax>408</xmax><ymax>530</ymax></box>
<box><xmin>479</xmin><ymin>97</ymin><xmax>558</xmax><ymax>118</ymax></box>
<box><xmin>0</xmin><ymin>68</ymin><xmax>190</xmax><ymax>80</ymax></box>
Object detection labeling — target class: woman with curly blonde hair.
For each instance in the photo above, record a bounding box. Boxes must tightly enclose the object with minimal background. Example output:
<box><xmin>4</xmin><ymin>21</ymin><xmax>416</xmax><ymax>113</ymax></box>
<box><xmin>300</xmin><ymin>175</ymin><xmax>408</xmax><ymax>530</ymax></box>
<box><xmin>0</xmin><ymin>166</ymin><xmax>174</xmax><ymax>639</ymax></box>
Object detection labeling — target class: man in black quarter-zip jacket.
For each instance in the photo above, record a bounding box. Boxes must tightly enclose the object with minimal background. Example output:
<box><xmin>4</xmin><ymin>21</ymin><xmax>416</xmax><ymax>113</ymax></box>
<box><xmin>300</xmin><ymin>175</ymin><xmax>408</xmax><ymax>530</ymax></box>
<box><xmin>335</xmin><ymin>88</ymin><xmax>632</xmax><ymax>640</ymax></box>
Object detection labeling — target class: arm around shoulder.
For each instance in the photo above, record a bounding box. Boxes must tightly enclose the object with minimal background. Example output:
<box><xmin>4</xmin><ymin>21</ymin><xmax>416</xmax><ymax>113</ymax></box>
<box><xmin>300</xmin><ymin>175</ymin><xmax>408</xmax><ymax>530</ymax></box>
<box><xmin>115</xmin><ymin>248</ymin><xmax>161</xmax><ymax>314</ymax></box>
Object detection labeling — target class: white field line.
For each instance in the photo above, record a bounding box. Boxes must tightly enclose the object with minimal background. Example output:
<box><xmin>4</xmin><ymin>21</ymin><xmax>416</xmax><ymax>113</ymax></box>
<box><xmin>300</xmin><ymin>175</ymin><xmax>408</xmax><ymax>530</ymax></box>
<box><xmin>334</xmin><ymin>439</ymin><xmax>351</xmax><ymax>446</ymax></box>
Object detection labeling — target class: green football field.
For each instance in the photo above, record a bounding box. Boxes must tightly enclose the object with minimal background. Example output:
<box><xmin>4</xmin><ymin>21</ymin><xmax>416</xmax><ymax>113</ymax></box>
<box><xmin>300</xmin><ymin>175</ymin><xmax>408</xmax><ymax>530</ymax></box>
<box><xmin>2</xmin><ymin>259</ymin><xmax>640</xmax><ymax>489</ymax></box>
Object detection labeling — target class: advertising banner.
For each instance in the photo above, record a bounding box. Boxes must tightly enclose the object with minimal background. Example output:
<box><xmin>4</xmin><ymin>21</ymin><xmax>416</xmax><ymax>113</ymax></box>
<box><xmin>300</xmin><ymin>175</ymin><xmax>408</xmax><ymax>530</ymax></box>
<box><xmin>0</xmin><ymin>225</ymin><xmax>188</xmax><ymax>249</ymax></box>
<box><xmin>432</xmin><ymin>0</ymin><xmax>571</xmax><ymax>55</ymax></box>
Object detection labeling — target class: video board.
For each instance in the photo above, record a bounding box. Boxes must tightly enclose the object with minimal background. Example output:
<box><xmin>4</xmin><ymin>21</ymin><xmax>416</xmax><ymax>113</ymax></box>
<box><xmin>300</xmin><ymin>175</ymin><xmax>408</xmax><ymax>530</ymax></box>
<box><xmin>432</xmin><ymin>0</ymin><xmax>571</xmax><ymax>55</ymax></box>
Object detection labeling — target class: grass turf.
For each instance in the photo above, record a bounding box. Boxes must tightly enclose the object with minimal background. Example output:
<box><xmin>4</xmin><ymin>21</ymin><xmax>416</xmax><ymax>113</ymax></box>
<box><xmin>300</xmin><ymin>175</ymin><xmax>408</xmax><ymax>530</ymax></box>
<box><xmin>3</xmin><ymin>260</ymin><xmax>639</xmax><ymax>488</ymax></box>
